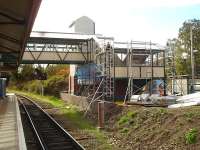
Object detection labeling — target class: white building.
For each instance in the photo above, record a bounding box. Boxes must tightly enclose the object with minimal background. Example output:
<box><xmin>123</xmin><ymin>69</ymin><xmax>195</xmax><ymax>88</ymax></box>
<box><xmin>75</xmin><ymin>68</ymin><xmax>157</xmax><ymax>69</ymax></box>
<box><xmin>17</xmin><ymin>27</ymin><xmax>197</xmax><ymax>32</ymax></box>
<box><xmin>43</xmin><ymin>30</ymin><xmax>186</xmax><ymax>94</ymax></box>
<box><xmin>69</xmin><ymin>16</ymin><xmax>95</xmax><ymax>34</ymax></box>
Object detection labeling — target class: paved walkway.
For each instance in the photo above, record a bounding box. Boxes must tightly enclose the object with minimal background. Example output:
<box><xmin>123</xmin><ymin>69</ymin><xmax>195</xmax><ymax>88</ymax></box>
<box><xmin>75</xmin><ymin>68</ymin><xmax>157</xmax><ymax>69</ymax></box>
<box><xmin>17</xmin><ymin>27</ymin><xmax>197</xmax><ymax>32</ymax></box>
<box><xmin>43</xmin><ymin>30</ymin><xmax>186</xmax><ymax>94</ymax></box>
<box><xmin>0</xmin><ymin>94</ymin><xmax>26</xmax><ymax>150</ymax></box>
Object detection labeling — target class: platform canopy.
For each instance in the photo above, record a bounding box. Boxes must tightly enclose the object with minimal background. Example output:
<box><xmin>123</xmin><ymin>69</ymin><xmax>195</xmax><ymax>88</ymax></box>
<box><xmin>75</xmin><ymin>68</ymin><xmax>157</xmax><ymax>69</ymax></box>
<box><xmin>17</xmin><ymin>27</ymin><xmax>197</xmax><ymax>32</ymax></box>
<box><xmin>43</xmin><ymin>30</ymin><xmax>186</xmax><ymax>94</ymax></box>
<box><xmin>0</xmin><ymin>0</ymin><xmax>42</xmax><ymax>72</ymax></box>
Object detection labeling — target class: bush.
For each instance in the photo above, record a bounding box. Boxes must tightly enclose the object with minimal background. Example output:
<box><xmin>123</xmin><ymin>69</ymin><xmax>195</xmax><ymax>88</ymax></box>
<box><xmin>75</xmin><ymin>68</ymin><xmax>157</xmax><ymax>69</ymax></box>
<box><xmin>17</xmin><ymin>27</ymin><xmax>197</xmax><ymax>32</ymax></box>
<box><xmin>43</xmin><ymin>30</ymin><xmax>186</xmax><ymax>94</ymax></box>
<box><xmin>185</xmin><ymin>128</ymin><xmax>198</xmax><ymax>144</ymax></box>
<box><xmin>44</xmin><ymin>75</ymin><xmax>68</xmax><ymax>97</ymax></box>
<box><xmin>9</xmin><ymin>65</ymin><xmax>69</xmax><ymax>98</ymax></box>
<box><xmin>13</xmin><ymin>75</ymin><xmax>68</xmax><ymax>97</ymax></box>
<box><xmin>22</xmin><ymin>80</ymin><xmax>41</xmax><ymax>94</ymax></box>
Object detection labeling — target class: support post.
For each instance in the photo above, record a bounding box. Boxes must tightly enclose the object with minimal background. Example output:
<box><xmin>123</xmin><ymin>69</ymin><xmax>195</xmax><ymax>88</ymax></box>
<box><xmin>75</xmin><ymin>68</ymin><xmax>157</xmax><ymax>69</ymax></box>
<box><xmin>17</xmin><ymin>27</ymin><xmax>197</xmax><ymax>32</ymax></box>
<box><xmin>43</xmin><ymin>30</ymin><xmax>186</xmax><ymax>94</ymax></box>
<box><xmin>150</xmin><ymin>41</ymin><xmax>153</xmax><ymax>95</ymax></box>
<box><xmin>190</xmin><ymin>25</ymin><xmax>195</xmax><ymax>93</ymax></box>
<box><xmin>98</xmin><ymin>101</ymin><xmax>104</xmax><ymax>129</ymax></box>
<box><xmin>40</xmin><ymin>80</ymin><xmax>44</xmax><ymax>96</ymax></box>
<box><xmin>163</xmin><ymin>51</ymin><xmax>167</xmax><ymax>96</ymax></box>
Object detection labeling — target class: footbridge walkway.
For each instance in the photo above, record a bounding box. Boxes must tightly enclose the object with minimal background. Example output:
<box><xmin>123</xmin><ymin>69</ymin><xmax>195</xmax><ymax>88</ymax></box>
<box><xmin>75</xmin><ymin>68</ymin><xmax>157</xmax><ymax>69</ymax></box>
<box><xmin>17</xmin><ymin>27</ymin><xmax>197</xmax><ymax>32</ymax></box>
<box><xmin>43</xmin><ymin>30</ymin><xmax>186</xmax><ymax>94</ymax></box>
<box><xmin>22</xmin><ymin>31</ymin><xmax>104</xmax><ymax>64</ymax></box>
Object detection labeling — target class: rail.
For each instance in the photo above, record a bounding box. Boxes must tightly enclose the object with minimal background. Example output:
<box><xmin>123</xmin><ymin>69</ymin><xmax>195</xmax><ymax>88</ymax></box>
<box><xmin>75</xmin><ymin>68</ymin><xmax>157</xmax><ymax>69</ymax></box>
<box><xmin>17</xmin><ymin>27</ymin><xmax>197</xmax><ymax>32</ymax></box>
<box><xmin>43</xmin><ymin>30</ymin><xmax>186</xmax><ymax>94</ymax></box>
<box><xmin>18</xmin><ymin>95</ymin><xmax>85</xmax><ymax>150</ymax></box>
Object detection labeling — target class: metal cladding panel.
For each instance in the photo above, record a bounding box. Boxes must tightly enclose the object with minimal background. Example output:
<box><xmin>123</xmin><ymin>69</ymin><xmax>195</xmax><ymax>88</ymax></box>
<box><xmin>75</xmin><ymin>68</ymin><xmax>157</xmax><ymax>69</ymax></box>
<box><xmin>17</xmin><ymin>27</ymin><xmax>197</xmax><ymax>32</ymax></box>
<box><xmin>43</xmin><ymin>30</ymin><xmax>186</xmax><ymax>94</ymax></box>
<box><xmin>114</xmin><ymin>66</ymin><xmax>164</xmax><ymax>78</ymax></box>
<box><xmin>128</xmin><ymin>67</ymin><xmax>140</xmax><ymax>78</ymax></box>
<box><xmin>141</xmin><ymin>67</ymin><xmax>164</xmax><ymax>78</ymax></box>
<box><xmin>114</xmin><ymin>67</ymin><xmax>127</xmax><ymax>78</ymax></box>
<box><xmin>113</xmin><ymin>67</ymin><xmax>140</xmax><ymax>78</ymax></box>
<box><xmin>22</xmin><ymin>51</ymin><xmax>87</xmax><ymax>62</ymax></box>
<box><xmin>141</xmin><ymin>67</ymin><xmax>152</xmax><ymax>78</ymax></box>
<box><xmin>153</xmin><ymin>67</ymin><xmax>164</xmax><ymax>77</ymax></box>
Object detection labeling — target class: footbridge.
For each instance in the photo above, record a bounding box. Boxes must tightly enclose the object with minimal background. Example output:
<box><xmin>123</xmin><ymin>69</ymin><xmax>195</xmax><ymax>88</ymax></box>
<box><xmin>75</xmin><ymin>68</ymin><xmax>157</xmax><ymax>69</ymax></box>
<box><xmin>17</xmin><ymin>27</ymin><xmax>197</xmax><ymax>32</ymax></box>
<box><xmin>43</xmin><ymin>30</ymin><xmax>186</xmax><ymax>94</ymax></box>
<box><xmin>22</xmin><ymin>31</ymin><xmax>102</xmax><ymax>64</ymax></box>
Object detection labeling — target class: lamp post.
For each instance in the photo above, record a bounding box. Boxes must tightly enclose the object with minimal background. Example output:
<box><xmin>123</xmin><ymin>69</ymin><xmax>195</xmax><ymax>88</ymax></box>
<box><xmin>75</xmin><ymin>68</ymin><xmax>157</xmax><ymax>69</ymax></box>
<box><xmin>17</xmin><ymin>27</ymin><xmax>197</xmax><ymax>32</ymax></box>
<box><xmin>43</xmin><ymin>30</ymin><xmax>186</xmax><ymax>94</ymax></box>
<box><xmin>190</xmin><ymin>25</ymin><xmax>195</xmax><ymax>93</ymax></box>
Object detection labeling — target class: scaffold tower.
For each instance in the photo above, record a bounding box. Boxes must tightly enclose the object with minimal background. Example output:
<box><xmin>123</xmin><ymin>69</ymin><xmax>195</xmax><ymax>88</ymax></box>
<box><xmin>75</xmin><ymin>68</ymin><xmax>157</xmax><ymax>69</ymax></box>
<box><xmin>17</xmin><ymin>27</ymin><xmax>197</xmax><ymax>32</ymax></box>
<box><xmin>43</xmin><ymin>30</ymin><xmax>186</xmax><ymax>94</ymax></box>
<box><xmin>103</xmin><ymin>43</ymin><xmax>114</xmax><ymax>101</ymax></box>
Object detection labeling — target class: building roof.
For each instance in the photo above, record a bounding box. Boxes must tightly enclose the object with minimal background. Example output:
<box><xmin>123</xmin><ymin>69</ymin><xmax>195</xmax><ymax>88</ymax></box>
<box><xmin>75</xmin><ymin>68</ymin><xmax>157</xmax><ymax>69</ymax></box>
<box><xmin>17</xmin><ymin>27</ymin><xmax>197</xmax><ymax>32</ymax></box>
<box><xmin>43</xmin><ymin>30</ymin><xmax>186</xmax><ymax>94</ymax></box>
<box><xmin>0</xmin><ymin>0</ymin><xmax>42</xmax><ymax>72</ymax></box>
<box><xmin>69</xmin><ymin>16</ymin><xmax>95</xmax><ymax>28</ymax></box>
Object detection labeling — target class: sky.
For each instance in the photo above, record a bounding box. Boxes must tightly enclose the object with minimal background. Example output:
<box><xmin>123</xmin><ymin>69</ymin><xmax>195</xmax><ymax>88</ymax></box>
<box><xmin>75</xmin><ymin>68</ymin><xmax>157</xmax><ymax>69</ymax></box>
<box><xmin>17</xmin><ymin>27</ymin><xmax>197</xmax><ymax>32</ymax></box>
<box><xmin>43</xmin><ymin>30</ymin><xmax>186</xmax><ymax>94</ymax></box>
<box><xmin>33</xmin><ymin>0</ymin><xmax>200</xmax><ymax>45</ymax></box>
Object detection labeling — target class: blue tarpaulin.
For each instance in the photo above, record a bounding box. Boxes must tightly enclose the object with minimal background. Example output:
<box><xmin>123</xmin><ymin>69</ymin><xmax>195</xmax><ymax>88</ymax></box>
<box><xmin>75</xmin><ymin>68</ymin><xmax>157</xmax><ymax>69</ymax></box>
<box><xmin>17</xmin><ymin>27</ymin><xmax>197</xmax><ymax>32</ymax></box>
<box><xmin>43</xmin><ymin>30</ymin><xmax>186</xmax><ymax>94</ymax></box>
<box><xmin>75</xmin><ymin>64</ymin><xmax>102</xmax><ymax>85</ymax></box>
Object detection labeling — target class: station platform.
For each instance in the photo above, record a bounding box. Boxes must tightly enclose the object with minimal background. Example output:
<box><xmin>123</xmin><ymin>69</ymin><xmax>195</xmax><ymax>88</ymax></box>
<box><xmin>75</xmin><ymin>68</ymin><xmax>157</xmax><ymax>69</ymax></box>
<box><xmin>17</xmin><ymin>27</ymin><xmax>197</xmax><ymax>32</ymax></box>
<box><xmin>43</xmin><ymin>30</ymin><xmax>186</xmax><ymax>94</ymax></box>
<box><xmin>0</xmin><ymin>93</ymin><xmax>26</xmax><ymax>150</ymax></box>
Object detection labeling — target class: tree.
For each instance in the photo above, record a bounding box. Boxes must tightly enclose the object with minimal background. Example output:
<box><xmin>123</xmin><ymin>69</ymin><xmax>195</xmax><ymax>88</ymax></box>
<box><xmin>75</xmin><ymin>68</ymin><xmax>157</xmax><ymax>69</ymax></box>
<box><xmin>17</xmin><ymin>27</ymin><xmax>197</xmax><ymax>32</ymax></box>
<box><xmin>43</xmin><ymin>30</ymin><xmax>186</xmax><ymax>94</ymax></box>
<box><xmin>168</xmin><ymin>19</ymin><xmax>200</xmax><ymax>75</ymax></box>
<box><xmin>16</xmin><ymin>64</ymin><xmax>35</xmax><ymax>81</ymax></box>
<box><xmin>45</xmin><ymin>65</ymin><xmax>69</xmax><ymax>77</ymax></box>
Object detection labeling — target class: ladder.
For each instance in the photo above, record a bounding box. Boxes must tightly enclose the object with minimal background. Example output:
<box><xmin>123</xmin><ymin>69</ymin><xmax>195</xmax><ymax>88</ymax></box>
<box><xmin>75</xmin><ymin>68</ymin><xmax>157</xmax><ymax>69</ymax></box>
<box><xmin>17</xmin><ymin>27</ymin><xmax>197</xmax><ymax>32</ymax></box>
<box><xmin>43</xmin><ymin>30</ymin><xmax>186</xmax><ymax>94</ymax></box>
<box><xmin>103</xmin><ymin>43</ymin><xmax>114</xmax><ymax>101</ymax></box>
<box><xmin>86</xmin><ymin>40</ymin><xmax>114</xmax><ymax>102</ymax></box>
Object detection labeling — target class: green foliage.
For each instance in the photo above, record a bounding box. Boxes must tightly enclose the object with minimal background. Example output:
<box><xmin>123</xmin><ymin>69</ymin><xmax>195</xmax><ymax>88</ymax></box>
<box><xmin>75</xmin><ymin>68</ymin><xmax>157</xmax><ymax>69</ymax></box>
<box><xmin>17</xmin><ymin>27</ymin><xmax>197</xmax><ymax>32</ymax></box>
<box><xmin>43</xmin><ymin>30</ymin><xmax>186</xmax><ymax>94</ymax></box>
<box><xmin>10</xmin><ymin>64</ymin><xmax>35</xmax><ymax>82</ymax></box>
<box><xmin>185</xmin><ymin>128</ymin><xmax>198</xmax><ymax>144</ymax></box>
<box><xmin>184</xmin><ymin>110</ymin><xmax>200</xmax><ymax>122</ymax></box>
<box><xmin>9</xmin><ymin>65</ymin><xmax>69</xmax><ymax>98</ymax></box>
<box><xmin>62</xmin><ymin>108</ymin><xmax>93</xmax><ymax>130</ymax></box>
<box><xmin>179</xmin><ymin>19</ymin><xmax>200</xmax><ymax>50</ymax></box>
<box><xmin>44</xmin><ymin>75</ymin><xmax>67</xmax><ymax>97</ymax></box>
<box><xmin>23</xmin><ymin>80</ymin><xmax>40</xmax><ymax>93</ymax></box>
<box><xmin>118</xmin><ymin>111</ymin><xmax>137</xmax><ymax>126</ymax></box>
<box><xmin>46</xmin><ymin>65</ymin><xmax>69</xmax><ymax>77</ymax></box>
<box><xmin>18</xmin><ymin>64</ymin><xmax>35</xmax><ymax>81</ymax></box>
<box><xmin>9</xmin><ymin>89</ymin><xmax>65</xmax><ymax>107</ymax></box>
<box><xmin>168</xmin><ymin>19</ymin><xmax>200</xmax><ymax>75</ymax></box>
<box><xmin>184</xmin><ymin>112</ymin><xmax>195</xmax><ymax>118</ymax></box>
<box><xmin>120</xmin><ymin>128</ymin><xmax>129</xmax><ymax>133</ymax></box>
<box><xmin>158</xmin><ymin>108</ymin><xmax>167</xmax><ymax>115</ymax></box>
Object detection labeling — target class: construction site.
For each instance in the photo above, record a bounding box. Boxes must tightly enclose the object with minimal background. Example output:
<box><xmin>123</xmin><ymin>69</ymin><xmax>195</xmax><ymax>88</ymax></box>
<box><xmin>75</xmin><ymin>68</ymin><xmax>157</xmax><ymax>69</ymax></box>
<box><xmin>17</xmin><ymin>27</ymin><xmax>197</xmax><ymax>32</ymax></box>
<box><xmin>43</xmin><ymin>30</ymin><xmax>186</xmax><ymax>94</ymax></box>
<box><xmin>56</xmin><ymin>16</ymin><xmax>166</xmax><ymax>107</ymax></box>
<box><xmin>1</xmin><ymin>1</ymin><xmax>200</xmax><ymax>149</ymax></box>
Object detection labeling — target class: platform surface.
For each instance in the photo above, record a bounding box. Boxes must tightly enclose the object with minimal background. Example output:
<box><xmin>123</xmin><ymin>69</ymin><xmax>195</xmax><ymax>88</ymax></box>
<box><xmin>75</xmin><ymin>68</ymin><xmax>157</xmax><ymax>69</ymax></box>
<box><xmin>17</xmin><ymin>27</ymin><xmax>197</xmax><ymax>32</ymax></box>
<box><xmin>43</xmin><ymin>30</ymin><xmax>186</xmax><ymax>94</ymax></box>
<box><xmin>0</xmin><ymin>94</ymin><xmax>26</xmax><ymax>150</ymax></box>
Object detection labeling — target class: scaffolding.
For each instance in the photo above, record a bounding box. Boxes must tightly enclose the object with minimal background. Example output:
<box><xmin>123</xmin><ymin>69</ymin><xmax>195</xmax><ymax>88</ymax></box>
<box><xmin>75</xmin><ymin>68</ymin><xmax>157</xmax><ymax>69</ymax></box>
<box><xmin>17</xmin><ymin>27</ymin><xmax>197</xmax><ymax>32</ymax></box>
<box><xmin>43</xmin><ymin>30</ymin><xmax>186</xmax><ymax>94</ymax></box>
<box><xmin>89</xmin><ymin>40</ymin><xmax>115</xmax><ymax>101</ymax></box>
<box><xmin>77</xmin><ymin>37</ymin><xmax>115</xmax><ymax>104</ymax></box>
<box><xmin>120</xmin><ymin>41</ymin><xmax>165</xmax><ymax>103</ymax></box>
<box><xmin>103</xmin><ymin>43</ymin><xmax>114</xmax><ymax>101</ymax></box>
<box><xmin>83</xmin><ymin>40</ymin><xmax>115</xmax><ymax>116</ymax></box>
<box><xmin>74</xmin><ymin>37</ymin><xmax>165</xmax><ymax>104</ymax></box>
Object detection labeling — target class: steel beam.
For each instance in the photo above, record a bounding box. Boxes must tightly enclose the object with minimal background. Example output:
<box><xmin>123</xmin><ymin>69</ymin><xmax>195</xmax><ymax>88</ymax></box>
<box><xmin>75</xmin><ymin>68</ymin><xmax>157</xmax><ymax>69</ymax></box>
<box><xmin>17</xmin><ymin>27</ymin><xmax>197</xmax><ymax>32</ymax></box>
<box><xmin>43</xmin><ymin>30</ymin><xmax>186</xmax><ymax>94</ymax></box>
<box><xmin>0</xmin><ymin>9</ymin><xmax>25</xmax><ymax>24</ymax></box>
<box><xmin>0</xmin><ymin>44</ymin><xmax>18</xmax><ymax>52</ymax></box>
<box><xmin>0</xmin><ymin>32</ymin><xmax>21</xmax><ymax>44</ymax></box>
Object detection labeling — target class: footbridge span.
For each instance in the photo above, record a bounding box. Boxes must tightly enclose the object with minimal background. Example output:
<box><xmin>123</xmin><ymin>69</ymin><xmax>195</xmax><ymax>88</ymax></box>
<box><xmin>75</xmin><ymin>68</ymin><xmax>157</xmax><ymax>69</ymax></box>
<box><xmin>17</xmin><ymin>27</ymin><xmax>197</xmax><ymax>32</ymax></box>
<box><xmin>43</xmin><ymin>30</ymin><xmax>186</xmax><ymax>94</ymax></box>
<box><xmin>23</xmin><ymin>31</ymin><xmax>105</xmax><ymax>64</ymax></box>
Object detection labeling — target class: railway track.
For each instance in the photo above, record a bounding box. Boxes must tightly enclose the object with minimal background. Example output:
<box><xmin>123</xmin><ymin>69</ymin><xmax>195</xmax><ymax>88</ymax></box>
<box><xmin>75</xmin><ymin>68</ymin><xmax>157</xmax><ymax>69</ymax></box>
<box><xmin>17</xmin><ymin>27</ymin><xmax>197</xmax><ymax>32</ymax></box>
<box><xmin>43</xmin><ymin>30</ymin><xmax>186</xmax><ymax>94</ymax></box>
<box><xmin>18</xmin><ymin>95</ymin><xmax>85</xmax><ymax>150</ymax></box>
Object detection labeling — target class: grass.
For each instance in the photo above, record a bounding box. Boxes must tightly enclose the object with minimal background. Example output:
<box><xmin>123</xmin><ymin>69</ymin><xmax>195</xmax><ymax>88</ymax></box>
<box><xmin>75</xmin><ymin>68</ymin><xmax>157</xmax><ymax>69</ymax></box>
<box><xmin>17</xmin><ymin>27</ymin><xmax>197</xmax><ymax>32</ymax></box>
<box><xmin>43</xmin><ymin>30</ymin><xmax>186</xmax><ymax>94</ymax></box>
<box><xmin>182</xmin><ymin>108</ymin><xmax>200</xmax><ymax>123</ymax></box>
<box><xmin>87</xmin><ymin>130</ymin><xmax>114</xmax><ymax>150</ymax></box>
<box><xmin>159</xmin><ymin>108</ymin><xmax>167</xmax><ymax>115</ymax></box>
<box><xmin>120</xmin><ymin>128</ymin><xmax>129</xmax><ymax>133</ymax></box>
<box><xmin>185</xmin><ymin>128</ymin><xmax>198</xmax><ymax>144</ymax></box>
<box><xmin>184</xmin><ymin>109</ymin><xmax>200</xmax><ymax>122</ymax></box>
<box><xmin>114</xmin><ymin>100</ymin><xmax>124</xmax><ymax>105</ymax></box>
<box><xmin>62</xmin><ymin>108</ymin><xmax>94</xmax><ymax>130</ymax></box>
<box><xmin>9</xmin><ymin>89</ymin><xmax>65</xmax><ymax>107</ymax></box>
<box><xmin>118</xmin><ymin>111</ymin><xmax>137</xmax><ymax>126</ymax></box>
<box><xmin>8</xmin><ymin>89</ymin><xmax>114</xmax><ymax>150</ymax></box>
